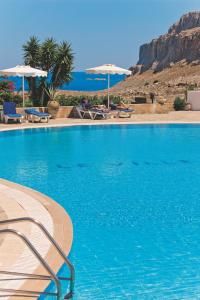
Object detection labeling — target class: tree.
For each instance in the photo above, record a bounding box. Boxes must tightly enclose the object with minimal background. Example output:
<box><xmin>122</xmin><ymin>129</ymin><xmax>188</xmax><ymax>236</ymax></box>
<box><xmin>23</xmin><ymin>36</ymin><xmax>40</xmax><ymax>101</ymax></box>
<box><xmin>23</xmin><ymin>36</ymin><xmax>40</xmax><ymax>67</ymax></box>
<box><xmin>22</xmin><ymin>36</ymin><xmax>74</xmax><ymax>106</ymax></box>
<box><xmin>52</xmin><ymin>42</ymin><xmax>73</xmax><ymax>88</ymax></box>
<box><xmin>40</xmin><ymin>38</ymin><xmax>57</xmax><ymax>72</ymax></box>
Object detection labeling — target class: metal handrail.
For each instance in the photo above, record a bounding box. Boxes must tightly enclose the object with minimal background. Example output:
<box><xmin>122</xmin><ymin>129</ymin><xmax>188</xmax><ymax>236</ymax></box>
<box><xmin>0</xmin><ymin>229</ymin><xmax>61</xmax><ymax>299</ymax></box>
<box><xmin>0</xmin><ymin>287</ymin><xmax>56</xmax><ymax>297</ymax></box>
<box><xmin>0</xmin><ymin>270</ymin><xmax>71</xmax><ymax>281</ymax></box>
<box><xmin>0</xmin><ymin>217</ymin><xmax>74</xmax><ymax>298</ymax></box>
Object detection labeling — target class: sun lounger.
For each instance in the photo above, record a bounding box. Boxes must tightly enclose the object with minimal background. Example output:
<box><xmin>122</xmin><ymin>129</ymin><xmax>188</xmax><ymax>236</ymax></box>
<box><xmin>76</xmin><ymin>106</ymin><xmax>110</xmax><ymax>120</ymax></box>
<box><xmin>3</xmin><ymin>102</ymin><xmax>23</xmax><ymax>123</ymax></box>
<box><xmin>116</xmin><ymin>108</ymin><xmax>135</xmax><ymax>118</ymax></box>
<box><xmin>25</xmin><ymin>108</ymin><xmax>51</xmax><ymax>123</ymax></box>
<box><xmin>90</xmin><ymin>108</ymin><xmax>111</xmax><ymax>119</ymax></box>
<box><xmin>109</xmin><ymin>101</ymin><xmax>134</xmax><ymax>115</ymax></box>
<box><xmin>75</xmin><ymin>106</ymin><xmax>94</xmax><ymax>119</ymax></box>
<box><xmin>117</xmin><ymin>111</ymin><xmax>132</xmax><ymax>118</ymax></box>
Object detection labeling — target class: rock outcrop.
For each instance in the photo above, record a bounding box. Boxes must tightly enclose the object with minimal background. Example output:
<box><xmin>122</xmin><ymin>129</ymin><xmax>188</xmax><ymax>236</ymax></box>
<box><xmin>132</xmin><ymin>12</ymin><xmax>200</xmax><ymax>73</ymax></box>
<box><xmin>168</xmin><ymin>11</ymin><xmax>200</xmax><ymax>34</ymax></box>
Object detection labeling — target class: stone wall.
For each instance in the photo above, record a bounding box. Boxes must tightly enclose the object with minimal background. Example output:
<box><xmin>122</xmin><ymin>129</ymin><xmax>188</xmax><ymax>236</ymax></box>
<box><xmin>16</xmin><ymin>106</ymin><xmax>75</xmax><ymax>118</ymax></box>
<box><xmin>129</xmin><ymin>103</ymin><xmax>172</xmax><ymax>114</ymax></box>
<box><xmin>16</xmin><ymin>103</ymin><xmax>173</xmax><ymax>117</ymax></box>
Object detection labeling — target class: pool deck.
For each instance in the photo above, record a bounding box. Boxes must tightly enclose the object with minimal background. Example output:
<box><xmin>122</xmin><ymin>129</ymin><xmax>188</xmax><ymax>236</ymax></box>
<box><xmin>0</xmin><ymin>111</ymin><xmax>200</xmax><ymax>132</ymax></box>
<box><xmin>0</xmin><ymin>179</ymin><xmax>73</xmax><ymax>299</ymax></box>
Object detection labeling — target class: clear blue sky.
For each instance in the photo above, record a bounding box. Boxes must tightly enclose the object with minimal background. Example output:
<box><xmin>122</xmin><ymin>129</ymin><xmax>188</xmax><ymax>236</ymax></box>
<box><xmin>0</xmin><ymin>0</ymin><xmax>199</xmax><ymax>71</ymax></box>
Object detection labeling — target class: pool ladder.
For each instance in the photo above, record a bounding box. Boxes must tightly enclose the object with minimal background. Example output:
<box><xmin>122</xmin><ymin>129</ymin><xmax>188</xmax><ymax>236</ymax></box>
<box><xmin>0</xmin><ymin>217</ymin><xmax>75</xmax><ymax>299</ymax></box>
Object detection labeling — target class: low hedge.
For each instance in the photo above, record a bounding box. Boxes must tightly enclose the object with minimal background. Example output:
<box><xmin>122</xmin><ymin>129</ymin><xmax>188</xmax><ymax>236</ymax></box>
<box><xmin>57</xmin><ymin>95</ymin><xmax>124</xmax><ymax>106</ymax></box>
<box><xmin>0</xmin><ymin>94</ymin><xmax>125</xmax><ymax>108</ymax></box>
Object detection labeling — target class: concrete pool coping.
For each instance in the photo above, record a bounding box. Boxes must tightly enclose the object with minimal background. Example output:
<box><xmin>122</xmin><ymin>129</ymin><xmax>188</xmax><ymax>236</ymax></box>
<box><xmin>0</xmin><ymin>111</ymin><xmax>200</xmax><ymax>133</ymax></box>
<box><xmin>0</xmin><ymin>179</ymin><xmax>73</xmax><ymax>299</ymax></box>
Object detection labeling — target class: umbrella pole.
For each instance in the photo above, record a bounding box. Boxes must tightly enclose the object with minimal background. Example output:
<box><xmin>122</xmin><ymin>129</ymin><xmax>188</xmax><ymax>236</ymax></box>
<box><xmin>22</xmin><ymin>76</ymin><xmax>25</xmax><ymax>107</ymax></box>
<box><xmin>107</xmin><ymin>73</ymin><xmax>110</xmax><ymax>108</ymax></box>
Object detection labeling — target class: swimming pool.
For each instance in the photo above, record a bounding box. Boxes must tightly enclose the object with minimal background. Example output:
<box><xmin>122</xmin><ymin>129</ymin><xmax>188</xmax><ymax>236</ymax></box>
<box><xmin>1</xmin><ymin>124</ymin><xmax>200</xmax><ymax>299</ymax></box>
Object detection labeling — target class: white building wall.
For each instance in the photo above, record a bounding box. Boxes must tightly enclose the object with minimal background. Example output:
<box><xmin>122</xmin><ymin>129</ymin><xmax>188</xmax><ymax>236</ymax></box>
<box><xmin>187</xmin><ymin>91</ymin><xmax>200</xmax><ymax>111</ymax></box>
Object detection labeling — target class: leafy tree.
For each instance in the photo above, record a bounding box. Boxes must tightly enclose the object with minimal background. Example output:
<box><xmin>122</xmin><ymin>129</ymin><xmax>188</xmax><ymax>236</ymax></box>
<box><xmin>23</xmin><ymin>36</ymin><xmax>74</xmax><ymax>106</ymax></box>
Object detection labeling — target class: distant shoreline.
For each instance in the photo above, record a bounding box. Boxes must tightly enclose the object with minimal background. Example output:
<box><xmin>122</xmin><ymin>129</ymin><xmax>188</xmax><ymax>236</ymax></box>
<box><xmin>58</xmin><ymin>89</ymin><xmax>107</xmax><ymax>96</ymax></box>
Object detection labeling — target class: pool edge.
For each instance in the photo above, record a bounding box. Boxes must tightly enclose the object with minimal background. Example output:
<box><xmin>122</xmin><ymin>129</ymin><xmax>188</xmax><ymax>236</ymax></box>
<box><xmin>0</xmin><ymin>178</ymin><xmax>73</xmax><ymax>299</ymax></box>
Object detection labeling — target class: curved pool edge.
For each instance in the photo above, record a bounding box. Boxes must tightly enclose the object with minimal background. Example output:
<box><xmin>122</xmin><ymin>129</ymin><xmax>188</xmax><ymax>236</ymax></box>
<box><xmin>1</xmin><ymin>112</ymin><xmax>200</xmax><ymax>133</ymax></box>
<box><xmin>0</xmin><ymin>178</ymin><xmax>73</xmax><ymax>299</ymax></box>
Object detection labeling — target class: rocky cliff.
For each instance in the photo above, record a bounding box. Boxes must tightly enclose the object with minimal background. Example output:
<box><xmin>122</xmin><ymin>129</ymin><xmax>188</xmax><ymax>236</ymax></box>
<box><xmin>132</xmin><ymin>12</ymin><xmax>200</xmax><ymax>73</ymax></box>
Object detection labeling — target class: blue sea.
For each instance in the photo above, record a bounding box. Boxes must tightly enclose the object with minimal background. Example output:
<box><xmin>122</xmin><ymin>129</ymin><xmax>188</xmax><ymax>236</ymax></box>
<box><xmin>0</xmin><ymin>72</ymin><xmax>125</xmax><ymax>92</ymax></box>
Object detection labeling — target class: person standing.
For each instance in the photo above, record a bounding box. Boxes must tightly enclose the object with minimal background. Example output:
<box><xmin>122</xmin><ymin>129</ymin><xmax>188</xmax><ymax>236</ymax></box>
<box><xmin>150</xmin><ymin>92</ymin><xmax>155</xmax><ymax>104</ymax></box>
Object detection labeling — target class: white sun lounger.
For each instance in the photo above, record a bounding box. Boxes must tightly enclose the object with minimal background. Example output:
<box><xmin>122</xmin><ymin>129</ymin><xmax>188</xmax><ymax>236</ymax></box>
<box><xmin>76</xmin><ymin>106</ymin><xmax>110</xmax><ymax>120</ymax></box>
<box><xmin>76</xmin><ymin>106</ymin><xmax>94</xmax><ymax>119</ymax></box>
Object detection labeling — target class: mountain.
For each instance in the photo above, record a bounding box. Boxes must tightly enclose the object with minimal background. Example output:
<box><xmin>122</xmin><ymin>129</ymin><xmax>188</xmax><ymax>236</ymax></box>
<box><xmin>131</xmin><ymin>12</ymin><xmax>200</xmax><ymax>73</ymax></box>
<box><xmin>111</xmin><ymin>12</ymin><xmax>200</xmax><ymax>103</ymax></box>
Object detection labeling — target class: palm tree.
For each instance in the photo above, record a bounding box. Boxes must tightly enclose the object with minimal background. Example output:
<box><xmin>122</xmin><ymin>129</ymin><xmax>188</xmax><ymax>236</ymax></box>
<box><xmin>22</xmin><ymin>36</ymin><xmax>74</xmax><ymax>106</ymax></box>
<box><xmin>23</xmin><ymin>36</ymin><xmax>40</xmax><ymax>102</ymax></box>
<box><xmin>39</xmin><ymin>38</ymin><xmax>58</xmax><ymax>105</ymax></box>
<box><xmin>23</xmin><ymin>36</ymin><xmax>40</xmax><ymax>67</ymax></box>
<box><xmin>40</xmin><ymin>38</ymin><xmax>57</xmax><ymax>72</ymax></box>
<box><xmin>52</xmin><ymin>41</ymin><xmax>73</xmax><ymax>88</ymax></box>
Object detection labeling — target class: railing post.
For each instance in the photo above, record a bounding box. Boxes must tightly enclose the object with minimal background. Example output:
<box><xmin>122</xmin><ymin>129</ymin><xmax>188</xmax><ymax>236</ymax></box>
<box><xmin>0</xmin><ymin>229</ymin><xmax>62</xmax><ymax>300</ymax></box>
<box><xmin>0</xmin><ymin>217</ymin><xmax>75</xmax><ymax>298</ymax></box>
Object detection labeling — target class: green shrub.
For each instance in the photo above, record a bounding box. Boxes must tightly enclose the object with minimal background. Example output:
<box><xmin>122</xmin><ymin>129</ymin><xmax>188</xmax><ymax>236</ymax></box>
<box><xmin>187</xmin><ymin>84</ymin><xmax>197</xmax><ymax>91</ymax></box>
<box><xmin>12</xmin><ymin>94</ymin><xmax>23</xmax><ymax>106</ymax></box>
<box><xmin>24</xmin><ymin>99</ymin><xmax>34</xmax><ymax>107</ymax></box>
<box><xmin>174</xmin><ymin>97</ymin><xmax>186</xmax><ymax>111</ymax></box>
<box><xmin>57</xmin><ymin>94</ymin><xmax>124</xmax><ymax>106</ymax></box>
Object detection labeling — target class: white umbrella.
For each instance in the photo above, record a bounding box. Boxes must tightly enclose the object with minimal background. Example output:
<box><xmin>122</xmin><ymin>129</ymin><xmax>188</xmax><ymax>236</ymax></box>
<box><xmin>0</xmin><ymin>65</ymin><xmax>47</xmax><ymax>107</ymax></box>
<box><xmin>86</xmin><ymin>64</ymin><xmax>132</xmax><ymax>108</ymax></box>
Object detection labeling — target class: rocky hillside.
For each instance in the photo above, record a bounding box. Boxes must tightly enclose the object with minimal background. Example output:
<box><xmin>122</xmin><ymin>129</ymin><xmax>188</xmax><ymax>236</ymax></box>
<box><xmin>111</xmin><ymin>12</ymin><xmax>200</xmax><ymax>103</ymax></box>
<box><xmin>168</xmin><ymin>11</ymin><xmax>200</xmax><ymax>34</ymax></box>
<box><xmin>131</xmin><ymin>12</ymin><xmax>200</xmax><ymax>73</ymax></box>
<box><xmin>111</xmin><ymin>63</ymin><xmax>200</xmax><ymax>101</ymax></box>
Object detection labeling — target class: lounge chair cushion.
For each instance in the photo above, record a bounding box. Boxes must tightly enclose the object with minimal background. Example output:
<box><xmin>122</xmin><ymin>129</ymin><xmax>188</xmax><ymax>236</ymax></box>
<box><xmin>25</xmin><ymin>109</ymin><xmax>50</xmax><ymax>117</ymax></box>
<box><xmin>6</xmin><ymin>114</ymin><xmax>23</xmax><ymax>118</ymax></box>
<box><xmin>3</xmin><ymin>102</ymin><xmax>22</xmax><ymax>117</ymax></box>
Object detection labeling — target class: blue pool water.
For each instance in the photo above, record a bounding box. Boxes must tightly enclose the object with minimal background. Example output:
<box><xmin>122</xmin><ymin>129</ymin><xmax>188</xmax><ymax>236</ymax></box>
<box><xmin>1</xmin><ymin>124</ymin><xmax>200</xmax><ymax>299</ymax></box>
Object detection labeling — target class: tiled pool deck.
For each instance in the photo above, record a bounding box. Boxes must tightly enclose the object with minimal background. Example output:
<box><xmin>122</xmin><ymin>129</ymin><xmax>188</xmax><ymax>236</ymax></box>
<box><xmin>0</xmin><ymin>179</ymin><xmax>73</xmax><ymax>299</ymax></box>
